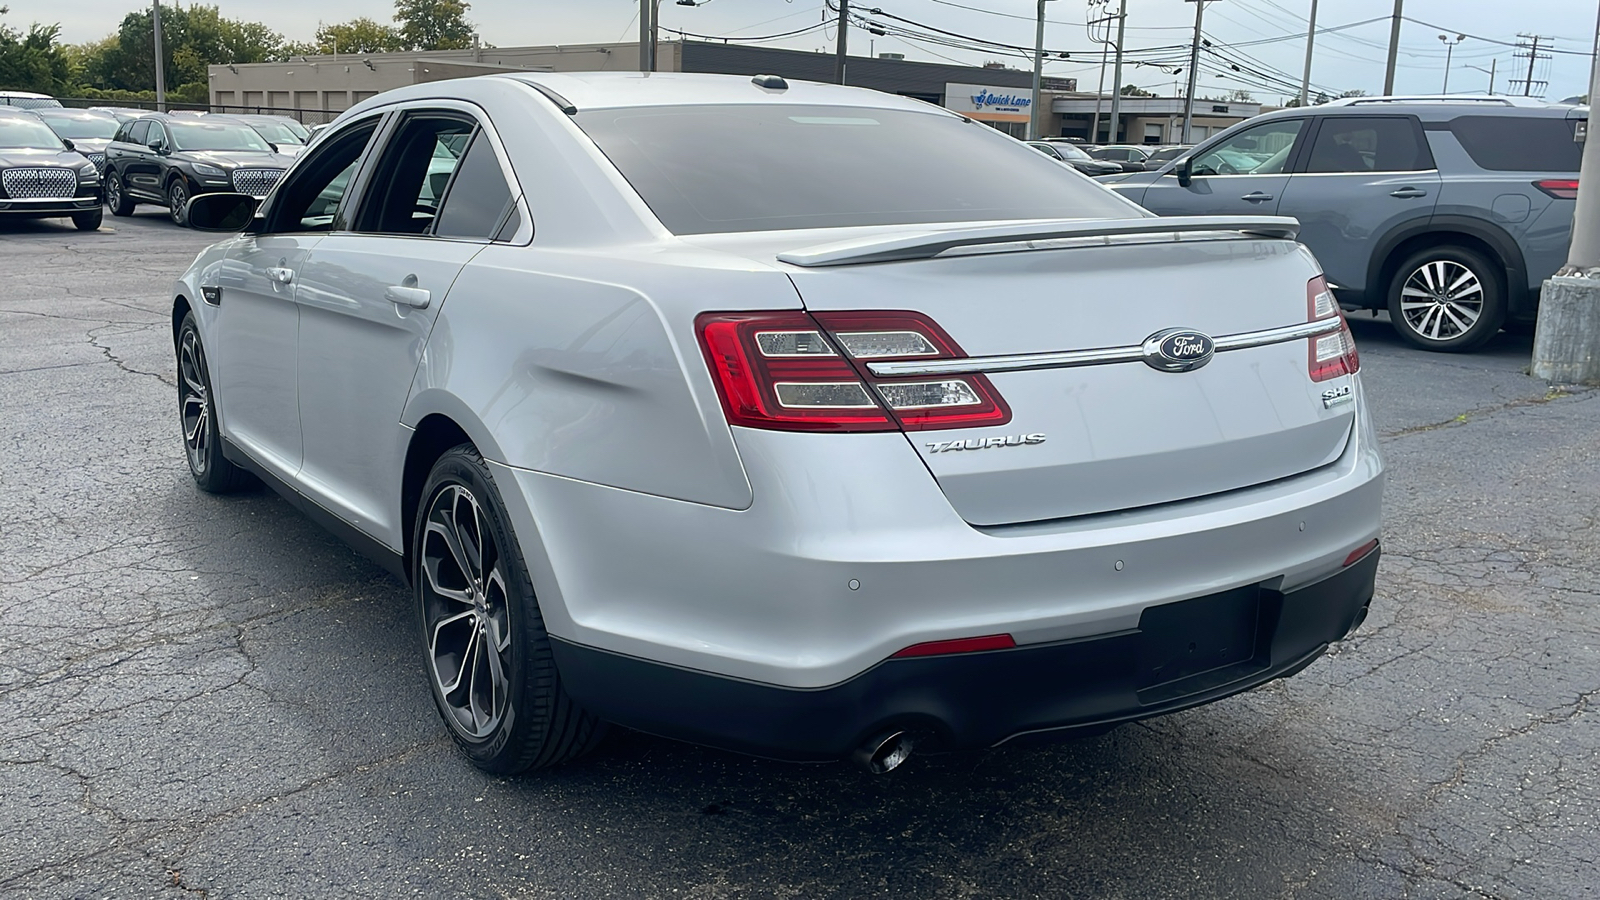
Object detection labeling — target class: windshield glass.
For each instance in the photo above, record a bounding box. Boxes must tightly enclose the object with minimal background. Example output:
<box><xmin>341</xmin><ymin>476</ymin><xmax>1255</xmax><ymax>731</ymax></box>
<box><xmin>247</xmin><ymin>120</ymin><xmax>308</xmax><ymax>144</ymax></box>
<box><xmin>37</xmin><ymin>115</ymin><xmax>119</xmax><ymax>140</ymax></box>
<box><xmin>1054</xmin><ymin>143</ymin><xmax>1092</xmax><ymax>161</ymax></box>
<box><xmin>0</xmin><ymin>116</ymin><xmax>66</xmax><ymax>150</ymax></box>
<box><xmin>577</xmin><ymin>104</ymin><xmax>1136</xmax><ymax>234</ymax></box>
<box><xmin>167</xmin><ymin>120</ymin><xmax>271</xmax><ymax>152</ymax></box>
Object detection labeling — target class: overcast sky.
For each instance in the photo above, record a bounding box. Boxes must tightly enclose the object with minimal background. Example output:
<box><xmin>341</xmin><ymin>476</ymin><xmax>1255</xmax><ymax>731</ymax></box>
<box><xmin>7</xmin><ymin>0</ymin><xmax>1595</xmax><ymax>102</ymax></box>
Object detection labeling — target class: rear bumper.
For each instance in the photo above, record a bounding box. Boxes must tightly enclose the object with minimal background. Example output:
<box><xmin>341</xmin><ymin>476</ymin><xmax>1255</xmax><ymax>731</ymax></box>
<box><xmin>553</xmin><ymin>547</ymin><xmax>1379</xmax><ymax>761</ymax></box>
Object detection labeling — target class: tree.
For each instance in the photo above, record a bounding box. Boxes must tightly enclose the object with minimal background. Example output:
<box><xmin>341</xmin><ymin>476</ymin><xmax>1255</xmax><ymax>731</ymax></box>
<box><xmin>394</xmin><ymin>0</ymin><xmax>474</xmax><ymax>51</ymax></box>
<box><xmin>1338</xmin><ymin>89</ymin><xmax>1368</xmax><ymax>98</ymax></box>
<box><xmin>77</xmin><ymin>5</ymin><xmax>290</xmax><ymax>94</ymax></box>
<box><xmin>1119</xmin><ymin>83</ymin><xmax>1154</xmax><ymax>97</ymax></box>
<box><xmin>313</xmin><ymin>18</ymin><xmax>406</xmax><ymax>55</ymax></box>
<box><xmin>0</xmin><ymin>9</ymin><xmax>76</xmax><ymax>95</ymax></box>
<box><xmin>1226</xmin><ymin>89</ymin><xmax>1255</xmax><ymax>102</ymax></box>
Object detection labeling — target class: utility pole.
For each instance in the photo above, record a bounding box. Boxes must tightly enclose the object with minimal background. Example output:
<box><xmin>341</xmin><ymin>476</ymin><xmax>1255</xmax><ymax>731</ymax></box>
<box><xmin>1383</xmin><ymin>0</ymin><xmax>1402</xmax><ymax>95</ymax></box>
<box><xmin>638</xmin><ymin>0</ymin><xmax>653</xmax><ymax>71</ymax></box>
<box><xmin>1087</xmin><ymin>0</ymin><xmax>1112</xmax><ymax>143</ymax></box>
<box><xmin>1106</xmin><ymin>0</ymin><xmax>1127</xmax><ymax>144</ymax></box>
<box><xmin>1181</xmin><ymin>0</ymin><xmax>1206</xmax><ymax>143</ymax></box>
<box><xmin>1298</xmin><ymin>0</ymin><xmax>1318</xmax><ymax>106</ymax></box>
<box><xmin>1466</xmin><ymin>60</ymin><xmax>1497</xmax><ymax>94</ymax></box>
<box><xmin>835</xmin><ymin>0</ymin><xmax>850</xmax><ymax>85</ymax></box>
<box><xmin>152</xmin><ymin>0</ymin><xmax>166</xmax><ymax>112</ymax></box>
<box><xmin>1031</xmin><ymin>0</ymin><xmax>1049</xmax><ymax>140</ymax></box>
<box><xmin>1511</xmin><ymin>34</ymin><xmax>1552</xmax><ymax>97</ymax></box>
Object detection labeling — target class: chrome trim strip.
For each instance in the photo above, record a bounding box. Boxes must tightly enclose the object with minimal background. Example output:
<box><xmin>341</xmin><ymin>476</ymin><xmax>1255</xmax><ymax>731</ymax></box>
<box><xmin>866</xmin><ymin>318</ymin><xmax>1344</xmax><ymax>377</ymax></box>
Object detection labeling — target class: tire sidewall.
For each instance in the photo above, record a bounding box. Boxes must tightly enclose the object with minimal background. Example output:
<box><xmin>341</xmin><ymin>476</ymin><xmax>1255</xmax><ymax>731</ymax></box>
<box><xmin>413</xmin><ymin>448</ymin><xmax>544</xmax><ymax>772</ymax></box>
<box><xmin>177</xmin><ymin>313</ymin><xmax>225</xmax><ymax>488</ymax></box>
<box><xmin>73</xmin><ymin>208</ymin><xmax>103</xmax><ymax>231</ymax></box>
<box><xmin>1386</xmin><ymin>246</ymin><xmax>1505</xmax><ymax>352</ymax></box>
<box><xmin>106</xmin><ymin>172</ymin><xmax>133</xmax><ymax>216</ymax></box>
<box><xmin>168</xmin><ymin>178</ymin><xmax>190</xmax><ymax>226</ymax></box>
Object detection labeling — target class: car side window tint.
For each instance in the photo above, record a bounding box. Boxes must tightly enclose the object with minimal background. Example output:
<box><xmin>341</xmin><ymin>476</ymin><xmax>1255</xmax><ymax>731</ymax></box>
<box><xmin>352</xmin><ymin>114</ymin><xmax>473</xmax><ymax>236</ymax></box>
<box><xmin>1191</xmin><ymin>119</ymin><xmax>1304</xmax><ymax>177</ymax></box>
<box><xmin>264</xmin><ymin>118</ymin><xmax>380</xmax><ymax>233</ymax></box>
<box><xmin>146</xmin><ymin>123</ymin><xmax>166</xmax><ymax>148</ymax></box>
<box><xmin>434</xmin><ymin>133</ymin><xmax>517</xmax><ymax>240</ymax></box>
<box><xmin>1305</xmin><ymin>116</ymin><xmax>1429</xmax><ymax>173</ymax></box>
<box><xmin>1448</xmin><ymin>115</ymin><xmax>1582</xmax><ymax>172</ymax></box>
<box><xmin>126</xmin><ymin>119</ymin><xmax>150</xmax><ymax>145</ymax></box>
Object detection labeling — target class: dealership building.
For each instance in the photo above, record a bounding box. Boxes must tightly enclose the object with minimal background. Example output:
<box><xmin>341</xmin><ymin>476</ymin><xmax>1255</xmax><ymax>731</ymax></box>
<box><xmin>207</xmin><ymin>41</ymin><xmax>1256</xmax><ymax>143</ymax></box>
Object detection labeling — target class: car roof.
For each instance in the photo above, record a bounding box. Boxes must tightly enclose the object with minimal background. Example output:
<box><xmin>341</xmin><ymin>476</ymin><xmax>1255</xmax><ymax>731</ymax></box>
<box><xmin>30</xmin><ymin>107</ymin><xmax>116</xmax><ymax>120</ymax></box>
<box><xmin>501</xmin><ymin>71</ymin><xmax>953</xmax><ymax>115</ymax></box>
<box><xmin>0</xmin><ymin>90</ymin><xmax>52</xmax><ymax>98</ymax></box>
<box><xmin>1249</xmin><ymin>94</ymin><xmax>1578</xmax><ymax>125</ymax></box>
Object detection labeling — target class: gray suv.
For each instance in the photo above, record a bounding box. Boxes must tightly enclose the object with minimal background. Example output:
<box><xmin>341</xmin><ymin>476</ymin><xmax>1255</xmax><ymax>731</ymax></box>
<box><xmin>1106</xmin><ymin>96</ymin><xmax>1584</xmax><ymax>351</ymax></box>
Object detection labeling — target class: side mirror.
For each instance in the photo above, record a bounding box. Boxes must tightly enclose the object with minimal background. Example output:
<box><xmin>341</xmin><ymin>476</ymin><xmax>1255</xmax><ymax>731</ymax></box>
<box><xmin>61</xmin><ymin>138</ymin><xmax>76</xmax><ymax>152</ymax></box>
<box><xmin>1176</xmin><ymin>157</ymin><xmax>1193</xmax><ymax>187</ymax></box>
<box><xmin>149</xmin><ymin>140</ymin><xmax>169</xmax><ymax>155</ymax></box>
<box><xmin>266</xmin><ymin>142</ymin><xmax>279</xmax><ymax>154</ymax></box>
<box><xmin>186</xmin><ymin>192</ymin><xmax>262</xmax><ymax>232</ymax></box>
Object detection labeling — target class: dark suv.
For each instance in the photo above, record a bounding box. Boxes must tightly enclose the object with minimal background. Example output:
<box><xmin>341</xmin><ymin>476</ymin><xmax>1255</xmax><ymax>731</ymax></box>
<box><xmin>1105</xmin><ymin>96</ymin><xmax>1585</xmax><ymax>351</ymax></box>
<box><xmin>102</xmin><ymin>113</ymin><xmax>295</xmax><ymax>226</ymax></box>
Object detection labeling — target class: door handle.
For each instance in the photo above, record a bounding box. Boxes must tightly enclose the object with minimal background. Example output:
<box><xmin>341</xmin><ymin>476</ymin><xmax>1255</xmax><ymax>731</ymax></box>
<box><xmin>1240</xmin><ymin>191</ymin><xmax>1274</xmax><ymax>202</ymax></box>
<box><xmin>1389</xmin><ymin>187</ymin><xmax>1429</xmax><ymax>199</ymax></box>
<box><xmin>385</xmin><ymin>283</ymin><xmax>432</xmax><ymax>310</ymax></box>
<box><xmin>266</xmin><ymin>266</ymin><xmax>294</xmax><ymax>284</ymax></box>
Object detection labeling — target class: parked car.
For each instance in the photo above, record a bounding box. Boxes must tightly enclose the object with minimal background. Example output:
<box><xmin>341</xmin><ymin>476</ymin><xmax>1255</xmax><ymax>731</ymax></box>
<box><xmin>102</xmin><ymin>113</ymin><xmax>295</xmax><ymax>225</ymax></box>
<box><xmin>0</xmin><ymin>90</ymin><xmax>63</xmax><ymax>110</ymax></box>
<box><xmin>210</xmin><ymin>114</ymin><xmax>312</xmax><ymax>157</ymax></box>
<box><xmin>1107</xmin><ymin>95</ymin><xmax>1585</xmax><ymax>350</ymax></box>
<box><xmin>31</xmin><ymin>108</ymin><xmax>121</xmax><ymax>173</ymax></box>
<box><xmin>1028</xmin><ymin>140</ymin><xmax>1123</xmax><ymax>176</ymax></box>
<box><xmin>0</xmin><ymin>111</ymin><xmax>103</xmax><ymax>230</ymax></box>
<box><xmin>174</xmin><ymin>72</ymin><xmax>1382</xmax><ymax>775</ymax></box>
<box><xmin>1088</xmin><ymin>144</ymin><xmax>1152</xmax><ymax>172</ymax></box>
<box><xmin>1144</xmin><ymin>145</ymin><xmax>1189</xmax><ymax>165</ymax></box>
<box><xmin>89</xmin><ymin>106</ymin><xmax>158</xmax><ymax>123</ymax></box>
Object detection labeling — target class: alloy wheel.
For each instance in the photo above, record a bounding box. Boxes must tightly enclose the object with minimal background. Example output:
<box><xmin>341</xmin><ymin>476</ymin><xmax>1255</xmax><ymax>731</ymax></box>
<box><xmin>106</xmin><ymin>177</ymin><xmax>120</xmax><ymax>209</ymax></box>
<box><xmin>420</xmin><ymin>483</ymin><xmax>512</xmax><ymax>740</ymax></box>
<box><xmin>178</xmin><ymin>329</ymin><xmax>210</xmax><ymax>475</ymax></box>
<box><xmin>1399</xmin><ymin>259</ymin><xmax>1484</xmax><ymax>341</ymax></box>
<box><xmin>168</xmin><ymin>180</ymin><xmax>188</xmax><ymax>224</ymax></box>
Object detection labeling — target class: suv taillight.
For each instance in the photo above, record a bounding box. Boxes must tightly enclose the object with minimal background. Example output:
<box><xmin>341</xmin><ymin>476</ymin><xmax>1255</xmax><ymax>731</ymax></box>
<box><xmin>696</xmin><ymin>310</ymin><xmax>1010</xmax><ymax>433</ymax></box>
<box><xmin>1306</xmin><ymin>275</ymin><xmax>1360</xmax><ymax>383</ymax></box>
<box><xmin>1535</xmin><ymin>179</ymin><xmax>1579</xmax><ymax>200</ymax></box>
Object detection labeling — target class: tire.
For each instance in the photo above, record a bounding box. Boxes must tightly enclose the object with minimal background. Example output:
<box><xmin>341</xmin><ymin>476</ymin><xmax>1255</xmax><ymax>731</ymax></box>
<box><xmin>72</xmin><ymin>207</ymin><xmax>103</xmax><ymax>232</ymax></box>
<box><xmin>414</xmin><ymin>445</ymin><xmax>605</xmax><ymax>774</ymax></box>
<box><xmin>167</xmin><ymin>177</ymin><xmax>191</xmax><ymax>227</ymax></box>
<box><xmin>176</xmin><ymin>312</ymin><xmax>252</xmax><ymax>493</ymax></box>
<box><xmin>1386</xmin><ymin>245</ymin><xmax>1505</xmax><ymax>352</ymax></box>
<box><xmin>105</xmin><ymin>172</ymin><xmax>134</xmax><ymax>217</ymax></box>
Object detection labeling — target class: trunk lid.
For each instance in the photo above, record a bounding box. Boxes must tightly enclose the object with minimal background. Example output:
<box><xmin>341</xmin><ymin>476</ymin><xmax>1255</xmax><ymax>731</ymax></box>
<box><xmin>768</xmin><ymin>225</ymin><xmax>1354</xmax><ymax>526</ymax></box>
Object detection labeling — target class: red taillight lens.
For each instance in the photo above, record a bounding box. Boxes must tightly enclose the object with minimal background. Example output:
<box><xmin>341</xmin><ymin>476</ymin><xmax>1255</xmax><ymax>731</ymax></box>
<box><xmin>1306</xmin><ymin>275</ymin><xmax>1360</xmax><ymax>383</ymax></box>
<box><xmin>696</xmin><ymin>310</ymin><xmax>1011</xmax><ymax>433</ymax></box>
<box><xmin>1343</xmin><ymin>538</ymin><xmax>1380</xmax><ymax>567</ymax></box>
<box><xmin>1535</xmin><ymin>179</ymin><xmax>1579</xmax><ymax>200</ymax></box>
<box><xmin>891</xmin><ymin>633</ymin><xmax>1016</xmax><ymax>658</ymax></box>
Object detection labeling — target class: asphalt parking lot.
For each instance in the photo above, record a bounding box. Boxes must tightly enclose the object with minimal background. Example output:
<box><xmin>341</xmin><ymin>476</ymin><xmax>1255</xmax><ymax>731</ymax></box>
<box><xmin>2</xmin><ymin>211</ymin><xmax>1598</xmax><ymax>900</ymax></box>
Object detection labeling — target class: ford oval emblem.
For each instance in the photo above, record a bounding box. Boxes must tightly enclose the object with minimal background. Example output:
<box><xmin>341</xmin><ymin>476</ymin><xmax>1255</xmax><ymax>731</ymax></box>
<box><xmin>1141</xmin><ymin>328</ymin><xmax>1216</xmax><ymax>373</ymax></box>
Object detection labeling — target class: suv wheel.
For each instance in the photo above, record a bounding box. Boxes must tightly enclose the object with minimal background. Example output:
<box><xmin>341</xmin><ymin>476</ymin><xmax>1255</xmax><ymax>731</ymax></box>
<box><xmin>177</xmin><ymin>312</ymin><xmax>252</xmax><ymax>493</ymax></box>
<box><xmin>167</xmin><ymin>178</ymin><xmax>190</xmax><ymax>227</ymax></box>
<box><xmin>105</xmin><ymin>172</ymin><xmax>134</xmax><ymax>217</ymax></box>
<box><xmin>1386</xmin><ymin>245</ymin><xmax>1505</xmax><ymax>352</ymax></box>
<box><xmin>72</xmin><ymin>207</ymin><xmax>103</xmax><ymax>232</ymax></box>
<box><xmin>415</xmin><ymin>446</ymin><xmax>605</xmax><ymax>774</ymax></box>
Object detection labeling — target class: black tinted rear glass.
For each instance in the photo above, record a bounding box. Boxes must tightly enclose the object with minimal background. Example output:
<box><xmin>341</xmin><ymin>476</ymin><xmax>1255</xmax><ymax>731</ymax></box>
<box><xmin>576</xmin><ymin>104</ymin><xmax>1134</xmax><ymax>234</ymax></box>
<box><xmin>1448</xmin><ymin>115</ymin><xmax>1581</xmax><ymax>172</ymax></box>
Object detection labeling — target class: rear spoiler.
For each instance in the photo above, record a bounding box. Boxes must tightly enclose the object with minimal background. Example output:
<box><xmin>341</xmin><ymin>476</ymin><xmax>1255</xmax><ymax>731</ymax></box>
<box><xmin>775</xmin><ymin>216</ymin><xmax>1302</xmax><ymax>268</ymax></box>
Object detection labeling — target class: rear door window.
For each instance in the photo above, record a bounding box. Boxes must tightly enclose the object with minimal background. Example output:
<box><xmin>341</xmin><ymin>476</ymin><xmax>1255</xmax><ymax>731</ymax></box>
<box><xmin>433</xmin><ymin>134</ymin><xmax>517</xmax><ymax>240</ymax></box>
<box><xmin>351</xmin><ymin>114</ymin><xmax>472</xmax><ymax>235</ymax></box>
<box><xmin>1304</xmin><ymin>116</ymin><xmax>1432</xmax><ymax>173</ymax></box>
<box><xmin>1448</xmin><ymin>115</ymin><xmax>1581</xmax><ymax>172</ymax></box>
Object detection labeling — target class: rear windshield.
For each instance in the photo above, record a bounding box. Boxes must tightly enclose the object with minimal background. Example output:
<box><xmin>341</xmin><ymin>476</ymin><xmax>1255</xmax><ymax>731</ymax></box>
<box><xmin>1447</xmin><ymin>115</ymin><xmax>1582</xmax><ymax>172</ymax></box>
<box><xmin>576</xmin><ymin>104</ymin><xmax>1135</xmax><ymax>234</ymax></box>
<box><xmin>167</xmin><ymin>120</ymin><xmax>272</xmax><ymax>152</ymax></box>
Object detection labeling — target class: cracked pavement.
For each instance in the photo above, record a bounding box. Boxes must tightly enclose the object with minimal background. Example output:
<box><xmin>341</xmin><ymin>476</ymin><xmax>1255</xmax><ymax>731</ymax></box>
<box><xmin>2</xmin><ymin>213</ymin><xmax>1597</xmax><ymax>899</ymax></box>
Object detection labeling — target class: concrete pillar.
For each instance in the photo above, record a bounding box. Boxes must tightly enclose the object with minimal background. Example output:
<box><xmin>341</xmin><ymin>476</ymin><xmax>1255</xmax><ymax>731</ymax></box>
<box><xmin>1532</xmin><ymin>277</ymin><xmax>1600</xmax><ymax>384</ymax></box>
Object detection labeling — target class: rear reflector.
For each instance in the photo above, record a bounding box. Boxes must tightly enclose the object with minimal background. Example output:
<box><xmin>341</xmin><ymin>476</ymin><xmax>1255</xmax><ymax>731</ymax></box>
<box><xmin>891</xmin><ymin>633</ymin><xmax>1017</xmax><ymax>658</ymax></box>
<box><xmin>697</xmin><ymin>310</ymin><xmax>1010</xmax><ymax>433</ymax></box>
<box><xmin>1306</xmin><ymin>275</ymin><xmax>1360</xmax><ymax>383</ymax></box>
<box><xmin>1343</xmin><ymin>538</ymin><xmax>1380</xmax><ymax>567</ymax></box>
<box><xmin>1535</xmin><ymin>179</ymin><xmax>1579</xmax><ymax>200</ymax></box>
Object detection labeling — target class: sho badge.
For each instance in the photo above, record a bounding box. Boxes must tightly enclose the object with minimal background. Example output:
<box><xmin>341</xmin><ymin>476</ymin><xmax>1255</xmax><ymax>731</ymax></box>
<box><xmin>925</xmin><ymin>433</ymin><xmax>1046</xmax><ymax>453</ymax></box>
<box><xmin>1322</xmin><ymin>384</ymin><xmax>1354</xmax><ymax>408</ymax></box>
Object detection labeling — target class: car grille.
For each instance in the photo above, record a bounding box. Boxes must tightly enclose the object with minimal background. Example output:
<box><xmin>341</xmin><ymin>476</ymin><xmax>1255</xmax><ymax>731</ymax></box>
<box><xmin>1</xmin><ymin>167</ymin><xmax>77</xmax><ymax>199</ymax></box>
<box><xmin>85</xmin><ymin>152</ymin><xmax>106</xmax><ymax>170</ymax></box>
<box><xmin>230</xmin><ymin>167</ymin><xmax>285</xmax><ymax>197</ymax></box>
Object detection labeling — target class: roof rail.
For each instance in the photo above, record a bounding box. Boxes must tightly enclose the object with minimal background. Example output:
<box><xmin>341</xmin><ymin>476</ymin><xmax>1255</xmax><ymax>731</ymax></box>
<box><xmin>1324</xmin><ymin>94</ymin><xmax>1548</xmax><ymax>108</ymax></box>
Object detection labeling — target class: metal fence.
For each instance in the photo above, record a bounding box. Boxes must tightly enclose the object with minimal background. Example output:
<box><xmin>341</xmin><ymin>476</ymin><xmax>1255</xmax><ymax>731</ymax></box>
<box><xmin>56</xmin><ymin>98</ymin><xmax>344</xmax><ymax>126</ymax></box>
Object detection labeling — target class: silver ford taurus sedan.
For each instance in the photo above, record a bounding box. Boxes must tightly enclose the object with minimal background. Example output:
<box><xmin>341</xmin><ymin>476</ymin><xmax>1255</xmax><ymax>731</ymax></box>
<box><xmin>172</xmin><ymin>72</ymin><xmax>1383</xmax><ymax>775</ymax></box>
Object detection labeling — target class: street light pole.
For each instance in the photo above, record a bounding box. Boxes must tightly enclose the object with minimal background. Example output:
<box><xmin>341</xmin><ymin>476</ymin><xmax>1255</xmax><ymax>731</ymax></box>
<box><xmin>1181</xmin><ymin>0</ymin><xmax>1206</xmax><ymax>144</ymax></box>
<box><xmin>1298</xmin><ymin>0</ymin><xmax>1318</xmax><ymax>107</ymax></box>
<box><xmin>152</xmin><ymin>0</ymin><xmax>166</xmax><ymax>112</ymax></box>
<box><xmin>1438</xmin><ymin>34</ymin><xmax>1465</xmax><ymax>93</ymax></box>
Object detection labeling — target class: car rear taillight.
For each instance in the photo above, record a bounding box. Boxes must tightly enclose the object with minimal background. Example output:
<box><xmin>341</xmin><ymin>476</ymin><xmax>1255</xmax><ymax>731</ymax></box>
<box><xmin>1535</xmin><ymin>179</ymin><xmax>1579</xmax><ymax>200</ymax></box>
<box><xmin>696</xmin><ymin>310</ymin><xmax>1011</xmax><ymax>433</ymax></box>
<box><xmin>1306</xmin><ymin>275</ymin><xmax>1360</xmax><ymax>383</ymax></box>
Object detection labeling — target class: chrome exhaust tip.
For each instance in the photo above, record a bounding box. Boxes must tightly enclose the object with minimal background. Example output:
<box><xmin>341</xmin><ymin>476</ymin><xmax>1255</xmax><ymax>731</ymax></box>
<box><xmin>852</xmin><ymin>730</ymin><xmax>914</xmax><ymax>775</ymax></box>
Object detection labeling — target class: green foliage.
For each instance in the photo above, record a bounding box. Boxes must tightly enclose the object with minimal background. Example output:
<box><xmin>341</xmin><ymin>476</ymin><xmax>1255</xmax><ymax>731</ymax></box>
<box><xmin>394</xmin><ymin>0</ymin><xmax>474</xmax><ymax>51</ymax></box>
<box><xmin>78</xmin><ymin>4</ymin><xmax>291</xmax><ymax>94</ymax></box>
<box><xmin>314</xmin><ymin>17</ymin><xmax>407</xmax><ymax>55</ymax></box>
<box><xmin>0</xmin><ymin>10</ymin><xmax>76</xmax><ymax>95</ymax></box>
<box><xmin>1119</xmin><ymin>83</ymin><xmax>1154</xmax><ymax>97</ymax></box>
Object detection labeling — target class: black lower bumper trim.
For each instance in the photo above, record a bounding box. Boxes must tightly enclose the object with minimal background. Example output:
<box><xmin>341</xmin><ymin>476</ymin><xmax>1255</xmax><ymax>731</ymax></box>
<box><xmin>553</xmin><ymin>548</ymin><xmax>1380</xmax><ymax>762</ymax></box>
